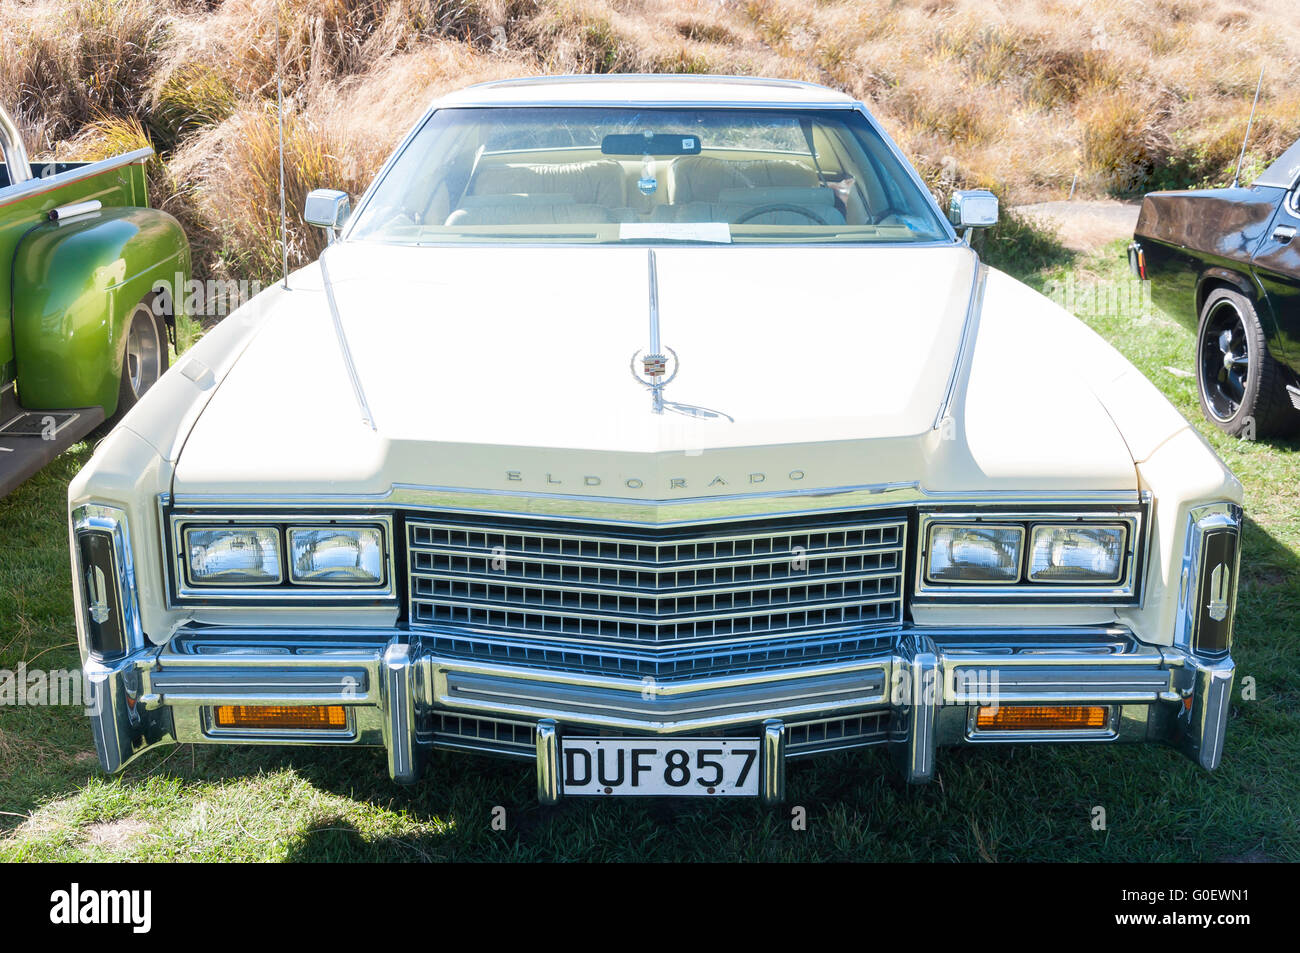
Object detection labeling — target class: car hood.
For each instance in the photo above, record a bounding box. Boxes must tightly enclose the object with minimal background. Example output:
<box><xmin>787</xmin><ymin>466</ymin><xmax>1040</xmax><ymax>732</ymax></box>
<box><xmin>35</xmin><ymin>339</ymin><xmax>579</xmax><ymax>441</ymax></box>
<box><xmin>171</xmin><ymin>242</ymin><xmax>1140</xmax><ymax>499</ymax></box>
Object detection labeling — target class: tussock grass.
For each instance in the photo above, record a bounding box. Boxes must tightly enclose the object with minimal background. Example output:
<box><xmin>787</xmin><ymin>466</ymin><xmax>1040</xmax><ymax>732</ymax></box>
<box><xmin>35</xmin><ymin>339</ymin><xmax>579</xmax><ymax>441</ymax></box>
<box><xmin>5</xmin><ymin>0</ymin><xmax>1300</xmax><ymax>303</ymax></box>
<box><xmin>0</xmin><ymin>0</ymin><xmax>170</xmax><ymax>144</ymax></box>
<box><xmin>169</xmin><ymin>103</ymin><xmax>366</xmax><ymax>282</ymax></box>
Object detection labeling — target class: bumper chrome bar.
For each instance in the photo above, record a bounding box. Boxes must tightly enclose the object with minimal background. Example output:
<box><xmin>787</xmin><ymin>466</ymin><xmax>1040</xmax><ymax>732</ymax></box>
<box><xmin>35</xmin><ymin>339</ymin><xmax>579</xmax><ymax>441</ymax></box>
<box><xmin>85</xmin><ymin>625</ymin><xmax>1235</xmax><ymax>798</ymax></box>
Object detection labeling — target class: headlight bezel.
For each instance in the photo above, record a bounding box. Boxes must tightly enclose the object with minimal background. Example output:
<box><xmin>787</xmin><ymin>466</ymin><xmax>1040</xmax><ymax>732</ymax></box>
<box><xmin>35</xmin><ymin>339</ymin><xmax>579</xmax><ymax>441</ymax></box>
<box><xmin>914</xmin><ymin>506</ymin><xmax>1145</xmax><ymax>604</ymax></box>
<box><xmin>167</xmin><ymin>508</ymin><xmax>395</xmax><ymax>604</ymax></box>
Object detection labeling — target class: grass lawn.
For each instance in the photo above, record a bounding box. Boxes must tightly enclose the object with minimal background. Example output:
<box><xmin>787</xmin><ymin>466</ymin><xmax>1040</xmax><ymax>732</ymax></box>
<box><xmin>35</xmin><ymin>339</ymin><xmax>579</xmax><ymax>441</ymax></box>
<box><xmin>1</xmin><ymin>235</ymin><xmax>1296</xmax><ymax>862</ymax></box>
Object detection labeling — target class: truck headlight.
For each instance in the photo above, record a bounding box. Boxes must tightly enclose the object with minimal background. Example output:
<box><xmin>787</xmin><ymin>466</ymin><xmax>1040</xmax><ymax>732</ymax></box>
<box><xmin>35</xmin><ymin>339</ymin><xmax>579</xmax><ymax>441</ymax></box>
<box><xmin>184</xmin><ymin>527</ymin><xmax>282</xmax><ymax>585</ymax></box>
<box><xmin>925</xmin><ymin>524</ymin><xmax>1023</xmax><ymax>583</ymax></box>
<box><xmin>288</xmin><ymin>527</ymin><xmax>384</xmax><ymax>585</ymax></box>
<box><xmin>1027</xmin><ymin>524</ymin><xmax>1127</xmax><ymax>584</ymax></box>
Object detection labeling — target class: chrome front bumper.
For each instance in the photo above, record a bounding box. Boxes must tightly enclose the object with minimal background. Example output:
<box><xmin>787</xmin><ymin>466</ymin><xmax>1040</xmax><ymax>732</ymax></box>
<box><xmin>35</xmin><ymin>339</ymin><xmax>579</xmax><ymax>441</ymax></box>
<box><xmin>84</xmin><ymin>626</ymin><xmax>1235</xmax><ymax>803</ymax></box>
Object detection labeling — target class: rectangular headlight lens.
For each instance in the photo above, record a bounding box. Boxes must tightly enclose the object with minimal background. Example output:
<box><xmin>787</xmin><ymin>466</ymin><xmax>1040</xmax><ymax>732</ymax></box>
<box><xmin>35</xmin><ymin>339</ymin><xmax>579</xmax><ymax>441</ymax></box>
<box><xmin>185</xmin><ymin>527</ymin><xmax>281</xmax><ymax>585</ymax></box>
<box><xmin>288</xmin><ymin>527</ymin><xmax>384</xmax><ymax>586</ymax></box>
<box><xmin>1028</xmin><ymin>524</ymin><xmax>1127</xmax><ymax>584</ymax></box>
<box><xmin>926</xmin><ymin>524</ymin><xmax>1023</xmax><ymax>583</ymax></box>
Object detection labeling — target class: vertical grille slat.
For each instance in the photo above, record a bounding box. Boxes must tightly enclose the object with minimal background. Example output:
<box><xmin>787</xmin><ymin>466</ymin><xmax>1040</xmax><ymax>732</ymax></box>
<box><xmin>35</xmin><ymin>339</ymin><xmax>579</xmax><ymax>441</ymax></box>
<box><xmin>408</xmin><ymin>514</ymin><xmax>906</xmax><ymax>647</ymax></box>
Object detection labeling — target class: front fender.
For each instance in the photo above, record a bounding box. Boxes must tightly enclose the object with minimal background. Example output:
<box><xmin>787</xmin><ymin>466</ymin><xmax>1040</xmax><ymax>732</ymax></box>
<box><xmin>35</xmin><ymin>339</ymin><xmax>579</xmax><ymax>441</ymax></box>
<box><xmin>11</xmin><ymin>206</ymin><xmax>190</xmax><ymax>413</ymax></box>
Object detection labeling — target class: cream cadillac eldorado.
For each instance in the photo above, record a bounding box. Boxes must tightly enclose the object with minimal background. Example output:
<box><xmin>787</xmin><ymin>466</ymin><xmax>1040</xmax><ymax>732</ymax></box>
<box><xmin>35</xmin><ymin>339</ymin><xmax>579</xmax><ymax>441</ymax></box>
<box><xmin>69</xmin><ymin>76</ymin><xmax>1242</xmax><ymax>803</ymax></box>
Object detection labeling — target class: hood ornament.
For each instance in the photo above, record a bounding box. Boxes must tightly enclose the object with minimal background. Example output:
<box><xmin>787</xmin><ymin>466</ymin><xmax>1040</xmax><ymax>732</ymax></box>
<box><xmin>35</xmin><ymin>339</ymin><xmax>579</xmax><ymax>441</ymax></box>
<box><xmin>630</xmin><ymin>250</ymin><xmax>733</xmax><ymax>422</ymax></box>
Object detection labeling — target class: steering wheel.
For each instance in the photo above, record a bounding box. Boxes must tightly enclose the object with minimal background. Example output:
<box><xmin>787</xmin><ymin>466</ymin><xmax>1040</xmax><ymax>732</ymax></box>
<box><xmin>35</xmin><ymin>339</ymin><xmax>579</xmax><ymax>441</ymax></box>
<box><xmin>732</xmin><ymin>203</ymin><xmax>828</xmax><ymax>226</ymax></box>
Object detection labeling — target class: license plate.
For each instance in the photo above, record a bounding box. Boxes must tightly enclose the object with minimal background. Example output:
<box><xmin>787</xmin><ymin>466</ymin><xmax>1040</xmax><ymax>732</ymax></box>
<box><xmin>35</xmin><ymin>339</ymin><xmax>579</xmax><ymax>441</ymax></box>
<box><xmin>561</xmin><ymin>737</ymin><xmax>760</xmax><ymax>797</ymax></box>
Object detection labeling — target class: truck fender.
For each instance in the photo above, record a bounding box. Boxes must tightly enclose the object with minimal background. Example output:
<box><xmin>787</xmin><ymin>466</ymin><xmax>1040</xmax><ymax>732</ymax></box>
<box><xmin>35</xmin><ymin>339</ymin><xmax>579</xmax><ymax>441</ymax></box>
<box><xmin>10</xmin><ymin>206</ymin><xmax>191</xmax><ymax>414</ymax></box>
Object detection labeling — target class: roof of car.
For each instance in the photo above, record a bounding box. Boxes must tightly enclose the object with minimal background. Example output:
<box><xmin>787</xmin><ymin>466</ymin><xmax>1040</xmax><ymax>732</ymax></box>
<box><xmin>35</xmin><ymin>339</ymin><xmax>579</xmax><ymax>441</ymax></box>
<box><xmin>435</xmin><ymin>75</ymin><xmax>860</xmax><ymax>109</ymax></box>
<box><xmin>1255</xmin><ymin>137</ymin><xmax>1300</xmax><ymax>190</ymax></box>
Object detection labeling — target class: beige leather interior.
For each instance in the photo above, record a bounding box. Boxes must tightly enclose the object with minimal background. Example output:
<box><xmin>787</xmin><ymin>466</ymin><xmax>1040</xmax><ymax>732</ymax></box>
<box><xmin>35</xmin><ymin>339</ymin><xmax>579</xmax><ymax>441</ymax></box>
<box><xmin>468</xmin><ymin>159</ymin><xmax>627</xmax><ymax>206</ymax></box>
<box><xmin>666</xmin><ymin>156</ymin><xmax>820</xmax><ymax>204</ymax></box>
<box><xmin>445</xmin><ymin>153</ymin><xmax>847</xmax><ymax>227</ymax></box>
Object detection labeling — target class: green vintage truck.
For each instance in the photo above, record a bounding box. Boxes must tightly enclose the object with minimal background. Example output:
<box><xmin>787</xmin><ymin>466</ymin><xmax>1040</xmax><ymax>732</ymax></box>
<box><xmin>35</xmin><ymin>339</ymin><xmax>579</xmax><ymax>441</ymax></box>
<box><xmin>0</xmin><ymin>103</ymin><xmax>190</xmax><ymax>496</ymax></box>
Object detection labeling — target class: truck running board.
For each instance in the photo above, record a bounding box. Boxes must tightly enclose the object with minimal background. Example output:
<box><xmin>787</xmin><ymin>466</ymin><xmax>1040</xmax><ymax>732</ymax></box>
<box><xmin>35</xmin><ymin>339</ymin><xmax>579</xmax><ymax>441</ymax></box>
<box><xmin>0</xmin><ymin>396</ymin><xmax>105</xmax><ymax>496</ymax></box>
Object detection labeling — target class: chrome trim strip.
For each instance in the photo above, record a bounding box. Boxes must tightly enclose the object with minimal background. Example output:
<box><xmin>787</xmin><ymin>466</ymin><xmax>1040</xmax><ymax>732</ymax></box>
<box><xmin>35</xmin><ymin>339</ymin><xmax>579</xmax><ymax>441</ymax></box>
<box><xmin>166</xmin><ymin>484</ymin><xmax>1143</xmax><ymax>527</ymax></box>
<box><xmin>536</xmin><ymin>719</ymin><xmax>561</xmax><ymax>804</ymax></box>
<box><xmin>461</xmin><ymin>74</ymin><xmax>858</xmax><ymax>96</ymax></box>
<box><xmin>383</xmin><ymin>642</ymin><xmax>420</xmax><ymax>783</ymax></box>
<box><xmin>760</xmin><ymin>719</ymin><xmax>786</xmax><ymax>805</ymax></box>
<box><xmin>318</xmin><ymin>249</ymin><xmax>376</xmax><ymax>430</ymax></box>
<box><xmin>1179</xmin><ymin>655</ymin><xmax>1234</xmax><ymax>770</ymax></box>
<box><xmin>933</xmin><ymin>262</ymin><xmax>987</xmax><ymax>429</ymax></box>
<box><xmin>891</xmin><ymin>634</ymin><xmax>938</xmax><ymax>782</ymax></box>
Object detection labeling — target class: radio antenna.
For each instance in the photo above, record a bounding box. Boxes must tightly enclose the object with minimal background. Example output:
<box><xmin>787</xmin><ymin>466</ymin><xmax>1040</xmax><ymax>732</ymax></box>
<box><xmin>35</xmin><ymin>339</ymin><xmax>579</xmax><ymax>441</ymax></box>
<box><xmin>276</xmin><ymin>8</ymin><xmax>289</xmax><ymax>290</ymax></box>
<box><xmin>1231</xmin><ymin>65</ymin><xmax>1265</xmax><ymax>189</ymax></box>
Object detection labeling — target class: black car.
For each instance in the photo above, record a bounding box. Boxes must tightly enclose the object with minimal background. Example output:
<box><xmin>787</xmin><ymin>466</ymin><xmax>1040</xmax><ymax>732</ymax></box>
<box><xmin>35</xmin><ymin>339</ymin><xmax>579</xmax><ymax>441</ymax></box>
<box><xmin>1132</xmin><ymin>139</ymin><xmax>1300</xmax><ymax>437</ymax></box>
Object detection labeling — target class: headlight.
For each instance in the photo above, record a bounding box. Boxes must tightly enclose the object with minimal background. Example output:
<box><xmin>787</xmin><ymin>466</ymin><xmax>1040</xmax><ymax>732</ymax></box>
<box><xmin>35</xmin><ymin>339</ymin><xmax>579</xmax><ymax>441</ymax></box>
<box><xmin>926</xmin><ymin>524</ymin><xmax>1023</xmax><ymax>583</ymax></box>
<box><xmin>289</xmin><ymin>527</ymin><xmax>384</xmax><ymax>586</ymax></box>
<box><xmin>185</xmin><ymin>527</ymin><xmax>282</xmax><ymax>585</ymax></box>
<box><xmin>1027</xmin><ymin>524</ymin><xmax>1127</xmax><ymax>584</ymax></box>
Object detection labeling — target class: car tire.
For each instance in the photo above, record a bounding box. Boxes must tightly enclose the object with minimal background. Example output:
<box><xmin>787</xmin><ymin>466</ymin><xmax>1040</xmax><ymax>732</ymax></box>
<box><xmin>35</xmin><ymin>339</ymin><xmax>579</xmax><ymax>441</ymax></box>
<box><xmin>108</xmin><ymin>298</ymin><xmax>169</xmax><ymax>427</ymax></box>
<box><xmin>1196</xmin><ymin>287</ymin><xmax>1298</xmax><ymax>438</ymax></box>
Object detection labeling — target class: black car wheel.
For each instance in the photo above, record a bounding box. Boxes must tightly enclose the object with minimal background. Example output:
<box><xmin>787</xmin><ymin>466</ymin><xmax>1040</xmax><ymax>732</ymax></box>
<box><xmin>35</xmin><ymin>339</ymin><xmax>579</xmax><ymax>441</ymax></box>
<box><xmin>1196</xmin><ymin>287</ymin><xmax>1298</xmax><ymax>438</ymax></box>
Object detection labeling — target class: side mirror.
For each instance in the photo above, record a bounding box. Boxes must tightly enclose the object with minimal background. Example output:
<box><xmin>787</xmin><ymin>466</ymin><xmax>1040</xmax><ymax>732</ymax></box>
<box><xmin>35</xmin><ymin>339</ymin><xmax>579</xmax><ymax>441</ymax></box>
<box><xmin>303</xmin><ymin>189</ymin><xmax>351</xmax><ymax>240</ymax></box>
<box><xmin>947</xmin><ymin>189</ymin><xmax>998</xmax><ymax>238</ymax></box>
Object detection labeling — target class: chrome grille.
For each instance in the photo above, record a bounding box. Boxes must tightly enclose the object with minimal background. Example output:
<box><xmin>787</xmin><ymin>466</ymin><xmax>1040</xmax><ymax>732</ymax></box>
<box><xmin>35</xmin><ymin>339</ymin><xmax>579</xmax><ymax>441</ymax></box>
<box><xmin>407</xmin><ymin>513</ymin><xmax>906</xmax><ymax>647</ymax></box>
<box><xmin>422</xmin><ymin>631</ymin><xmax>896</xmax><ymax>681</ymax></box>
<box><xmin>428</xmin><ymin>713</ymin><xmax>536</xmax><ymax>759</ymax></box>
<box><xmin>785</xmin><ymin>713</ymin><xmax>891</xmax><ymax>756</ymax></box>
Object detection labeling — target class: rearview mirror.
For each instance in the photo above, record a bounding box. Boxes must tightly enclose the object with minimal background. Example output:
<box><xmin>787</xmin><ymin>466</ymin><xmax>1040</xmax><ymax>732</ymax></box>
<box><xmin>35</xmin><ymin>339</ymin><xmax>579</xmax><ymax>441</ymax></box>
<box><xmin>947</xmin><ymin>189</ymin><xmax>999</xmax><ymax>235</ymax></box>
<box><xmin>304</xmin><ymin>189</ymin><xmax>351</xmax><ymax>240</ymax></box>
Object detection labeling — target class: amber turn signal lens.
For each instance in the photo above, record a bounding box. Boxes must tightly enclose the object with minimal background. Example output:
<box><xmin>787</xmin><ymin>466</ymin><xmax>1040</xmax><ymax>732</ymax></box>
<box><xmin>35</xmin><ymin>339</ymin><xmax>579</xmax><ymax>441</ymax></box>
<box><xmin>214</xmin><ymin>705</ymin><xmax>347</xmax><ymax>730</ymax></box>
<box><xmin>975</xmin><ymin>705</ymin><xmax>1108</xmax><ymax>731</ymax></box>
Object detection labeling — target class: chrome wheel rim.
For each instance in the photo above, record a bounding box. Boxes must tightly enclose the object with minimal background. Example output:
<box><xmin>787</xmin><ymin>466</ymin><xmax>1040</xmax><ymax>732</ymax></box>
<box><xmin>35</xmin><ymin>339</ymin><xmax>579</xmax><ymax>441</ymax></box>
<box><xmin>125</xmin><ymin>307</ymin><xmax>161</xmax><ymax>399</ymax></box>
<box><xmin>1199</xmin><ymin>300</ymin><xmax>1249</xmax><ymax>422</ymax></box>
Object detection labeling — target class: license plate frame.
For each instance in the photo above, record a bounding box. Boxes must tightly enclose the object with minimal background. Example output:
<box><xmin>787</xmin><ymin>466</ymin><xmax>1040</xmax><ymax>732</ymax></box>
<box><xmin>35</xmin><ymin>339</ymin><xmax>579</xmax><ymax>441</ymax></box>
<box><xmin>560</xmin><ymin>736</ymin><xmax>761</xmax><ymax>797</ymax></box>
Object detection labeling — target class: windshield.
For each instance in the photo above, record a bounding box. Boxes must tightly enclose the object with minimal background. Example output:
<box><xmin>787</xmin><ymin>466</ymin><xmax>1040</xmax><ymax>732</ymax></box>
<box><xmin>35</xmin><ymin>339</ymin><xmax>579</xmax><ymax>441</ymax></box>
<box><xmin>347</xmin><ymin>106</ymin><xmax>951</xmax><ymax>246</ymax></box>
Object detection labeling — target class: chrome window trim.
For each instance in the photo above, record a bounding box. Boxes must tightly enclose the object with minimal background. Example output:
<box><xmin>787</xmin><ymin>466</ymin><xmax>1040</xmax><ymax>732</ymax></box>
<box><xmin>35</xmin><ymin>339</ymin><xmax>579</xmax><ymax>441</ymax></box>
<box><xmin>459</xmin><ymin>74</ymin><xmax>857</xmax><ymax>96</ymax></box>
<box><xmin>340</xmin><ymin>100</ymin><xmax>959</xmax><ymax>246</ymax></box>
<box><xmin>70</xmin><ymin>503</ymin><xmax>145</xmax><ymax>659</ymax></box>
<box><xmin>166</xmin><ymin>509</ymin><xmax>396</xmax><ymax>605</ymax></box>
<box><xmin>913</xmin><ymin>508</ymin><xmax>1145</xmax><ymax>604</ymax></box>
<box><xmin>1174</xmin><ymin>501</ymin><xmax>1242</xmax><ymax>654</ymax></box>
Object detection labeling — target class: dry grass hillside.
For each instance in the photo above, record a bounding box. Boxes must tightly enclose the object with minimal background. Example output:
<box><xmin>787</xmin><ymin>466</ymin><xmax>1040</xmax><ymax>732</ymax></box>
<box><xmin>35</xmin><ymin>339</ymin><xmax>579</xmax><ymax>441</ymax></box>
<box><xmin>3</xmin><ymin>0</ymin><xmax>1298</xmax><ymax>286</ymax></box>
